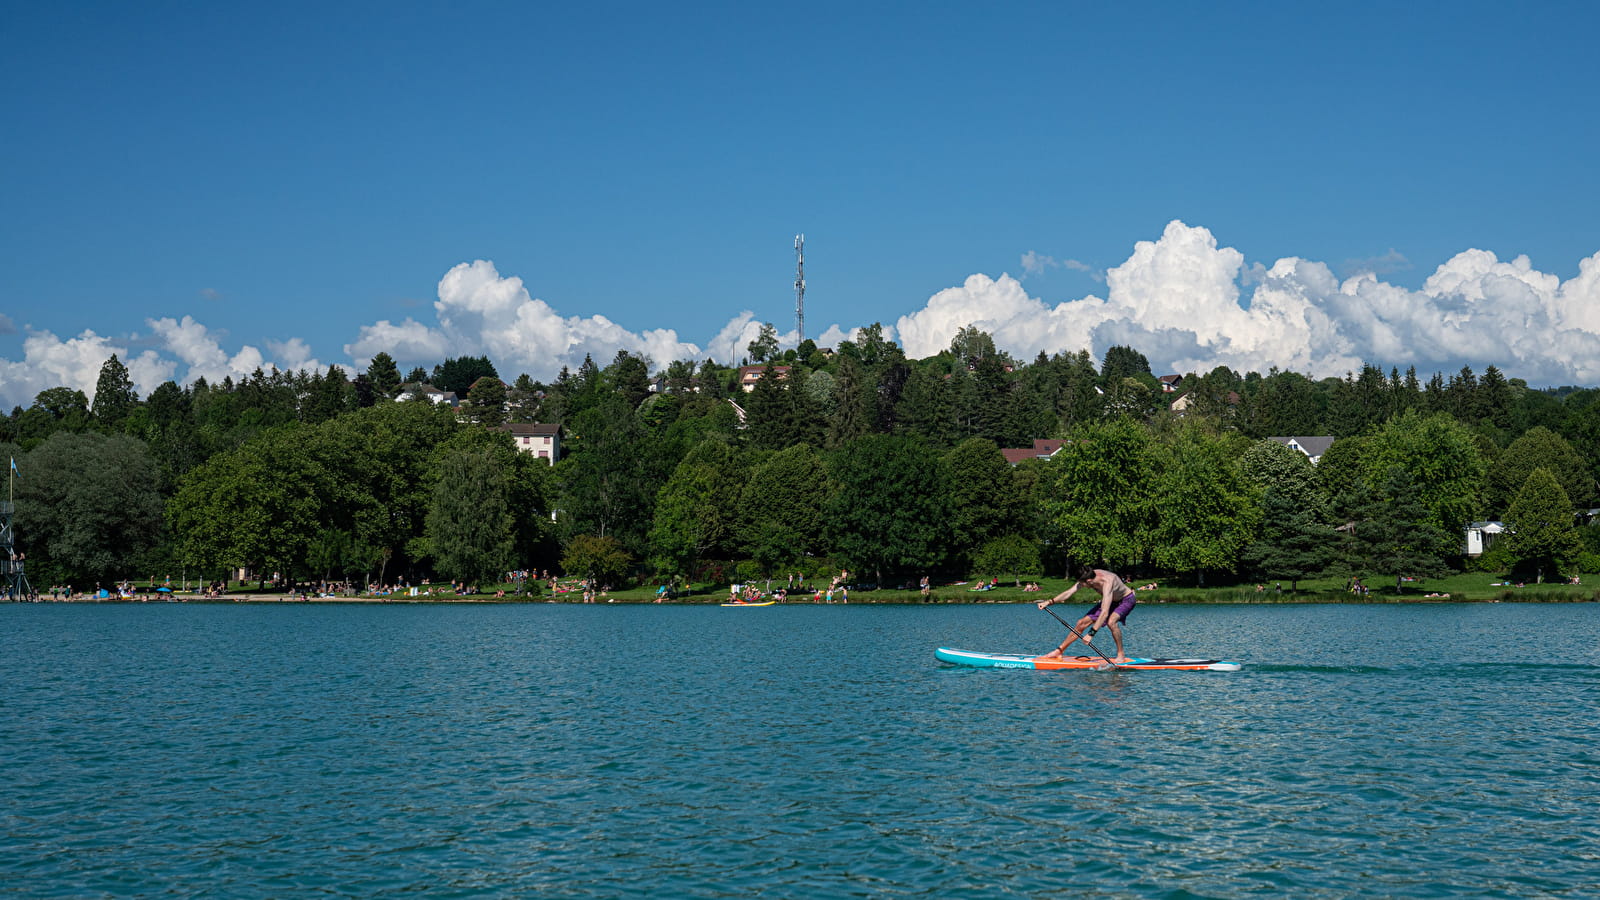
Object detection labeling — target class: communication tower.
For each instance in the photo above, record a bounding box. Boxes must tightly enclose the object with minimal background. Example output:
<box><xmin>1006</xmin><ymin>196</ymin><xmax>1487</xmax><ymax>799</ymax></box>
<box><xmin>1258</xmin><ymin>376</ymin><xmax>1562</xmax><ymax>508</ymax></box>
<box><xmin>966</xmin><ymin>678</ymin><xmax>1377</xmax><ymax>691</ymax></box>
<box><xmin>794</xmin><ymin>234</ymin><xmax>806</xmax><ymax>347</ymax></box>
<box><xmin>3</xmin><ymin>466</ymin><xmax>32</xmax><ymax>600</ymax></box>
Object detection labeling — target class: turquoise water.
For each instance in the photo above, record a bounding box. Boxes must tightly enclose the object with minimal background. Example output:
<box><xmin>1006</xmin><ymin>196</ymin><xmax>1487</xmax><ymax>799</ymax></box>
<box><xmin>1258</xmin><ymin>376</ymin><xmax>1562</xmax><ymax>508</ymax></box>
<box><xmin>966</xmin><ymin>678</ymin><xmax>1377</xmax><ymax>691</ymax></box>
<box><xmin>3</xmin><ymin>602</ymin><xmax>1597</xmax><ymax>898</ymax></box>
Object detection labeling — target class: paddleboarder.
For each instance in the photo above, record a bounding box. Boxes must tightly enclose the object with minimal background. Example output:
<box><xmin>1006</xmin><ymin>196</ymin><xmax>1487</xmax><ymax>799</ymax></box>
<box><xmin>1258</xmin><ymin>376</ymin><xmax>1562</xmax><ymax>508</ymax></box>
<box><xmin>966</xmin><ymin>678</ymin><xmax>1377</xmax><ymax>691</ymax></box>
<box><xmin>1037</xmin><ymin>564</ymin><xmax>1136</xmax><ymax>663</ymax></box>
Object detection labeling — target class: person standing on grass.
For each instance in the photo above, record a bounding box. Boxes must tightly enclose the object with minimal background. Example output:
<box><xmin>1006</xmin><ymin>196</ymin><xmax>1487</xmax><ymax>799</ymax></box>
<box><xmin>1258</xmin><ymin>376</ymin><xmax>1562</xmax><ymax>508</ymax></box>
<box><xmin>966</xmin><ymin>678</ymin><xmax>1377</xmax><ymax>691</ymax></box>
<box><xmin>1037</xmin><ymin>564</ymin><xmax>1137</xmax><ymax>663</ymax></box>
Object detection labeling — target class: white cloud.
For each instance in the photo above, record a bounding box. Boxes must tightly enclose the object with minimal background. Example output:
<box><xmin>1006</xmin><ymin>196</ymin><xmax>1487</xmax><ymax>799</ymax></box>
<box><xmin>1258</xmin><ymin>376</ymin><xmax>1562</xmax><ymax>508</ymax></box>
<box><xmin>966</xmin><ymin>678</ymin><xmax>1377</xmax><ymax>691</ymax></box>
<box><xmin>0</xmin><ymin>329</ymin><xmax>176</xmax><ymax>407</ymax></box>
<box><xmin>345</xmin><ymin>318</ymin><xmax>449</xmax><ymax>366</ymax></box>
<box><xmin>1021</xmin><ymin>251</ymin><xmax>1056</xmax><ymax>276</ymax></box>
<box><xmin>347</xmin><ymin>259</ymin><xmax>706</xmax><ymax>379</ymax></box>
<box><xmin>1339</xmin><ymin>249</ymin><xmax>1412</xmax><ymax>279</ymax></box>
<box><xmin>1021</xmin><ymin>251</ymin><xmax>1098</xmax><ymax>280</ymax></box>
<box><xmin>7</xmin><ymin>228</ymin><xmax>1600</xmax><ymax>410</ymax></box>
<box><xmin>900</xmin><ymin>220</ymin><xmax>1600</xmax><ymax>382</ymax></box>
<box><xmin>701</xmin><ymin>312</ymin><xmax>760</xmax><ymax>365</ymax></box>
<box><xmin>146</xmin><ymin>315</ymin><xmax>296</xmax><ymax>385</ymax></box>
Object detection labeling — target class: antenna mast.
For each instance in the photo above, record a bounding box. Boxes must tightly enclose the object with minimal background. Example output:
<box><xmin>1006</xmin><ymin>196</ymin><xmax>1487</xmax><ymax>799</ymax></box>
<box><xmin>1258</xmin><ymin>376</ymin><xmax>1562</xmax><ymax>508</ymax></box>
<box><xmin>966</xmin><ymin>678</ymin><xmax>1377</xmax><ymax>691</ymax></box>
<box><xmin>794</xmin><ymin>234</ymin><xmax>806</xmax><ymax>346</ymax></box>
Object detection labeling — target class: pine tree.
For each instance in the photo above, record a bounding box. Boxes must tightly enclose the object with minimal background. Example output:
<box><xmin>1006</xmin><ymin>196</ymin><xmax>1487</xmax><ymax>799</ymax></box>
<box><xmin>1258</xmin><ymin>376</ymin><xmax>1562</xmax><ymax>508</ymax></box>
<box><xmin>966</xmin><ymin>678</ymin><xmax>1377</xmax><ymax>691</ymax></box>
<box><xmin>365</xmin><ymin>352</ymin><xmax>403</xmax><ymax>400</ymax></box>
<box><xmin>744</xmin><ymin>365</ymin><xmax>790</xmax><ymax>450</ymax></box>
<box><xmin>1244</xmin><ymin>489</ymin><xmax>1341</xmax><ymax>590</ymax></box>
<box><xmin>1503</xmin><ymin>467</ymin><xmax>1581</xmax><ymax>581</ymax></box>
<box><xmin>466</xmin><ymin>376</ymin><xmax>508</xmax><ymax>427</ymax></box>
<box><xmin>91</xmin><ymin>354</ymin><xmax>137</xmax><ymax>427</ymax></box>
<box><xmin>1347</xmin><ymin>467</ymin><xmax>1453</xmax><ymax>593</ymax></box>
<box><xmin>827</xmin><ymin>356</ymin><xmax>870</xmax><ymax>448</ymax></box>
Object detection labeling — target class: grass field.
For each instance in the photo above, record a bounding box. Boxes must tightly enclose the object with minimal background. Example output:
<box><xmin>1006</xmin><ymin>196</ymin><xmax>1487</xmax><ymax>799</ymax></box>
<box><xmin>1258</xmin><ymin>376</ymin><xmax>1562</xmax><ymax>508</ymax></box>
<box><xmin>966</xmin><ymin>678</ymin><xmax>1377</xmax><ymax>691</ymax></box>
<box><xmin>189</xmin><ymin>571</ymin><xmax>1599</xmax><ymax>605</ymax></box>
<box><xmin>530</xmin><ymin>572</ymin><xmax>1600</xmax><ymax>605</ymax></box>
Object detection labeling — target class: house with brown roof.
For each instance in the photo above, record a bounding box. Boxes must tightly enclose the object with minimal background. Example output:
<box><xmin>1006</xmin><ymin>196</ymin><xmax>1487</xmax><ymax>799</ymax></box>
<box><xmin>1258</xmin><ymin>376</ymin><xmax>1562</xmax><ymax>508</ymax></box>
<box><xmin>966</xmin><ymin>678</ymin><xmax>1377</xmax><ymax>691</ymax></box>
<box><xmin>499</xmin><ymin>423</ymin><xmax>563</xmax><ymax>464</ymax></box>
<box><xmin>737</xmin><ymin>365</ymin><xmax>792</xmax><ymax>392</ymax></box>
<box><xmin>1001</xmin><ymin>438</ymin><xmax>1066</xmax><ymax>466</ymax></box>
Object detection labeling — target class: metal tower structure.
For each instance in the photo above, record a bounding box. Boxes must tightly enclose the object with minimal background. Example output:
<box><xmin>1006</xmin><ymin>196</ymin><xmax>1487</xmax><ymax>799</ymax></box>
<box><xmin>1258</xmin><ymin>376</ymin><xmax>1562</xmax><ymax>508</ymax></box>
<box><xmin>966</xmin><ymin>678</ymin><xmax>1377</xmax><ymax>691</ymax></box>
<box><xmin>794</xmin><ymin>234</ymin><xmax>806</xmax><ymax>347</ymax></box>
<box><xmin>3</xmin><ymin>467</ymin><xmax>32</xmax><ymax>600</ymax></box>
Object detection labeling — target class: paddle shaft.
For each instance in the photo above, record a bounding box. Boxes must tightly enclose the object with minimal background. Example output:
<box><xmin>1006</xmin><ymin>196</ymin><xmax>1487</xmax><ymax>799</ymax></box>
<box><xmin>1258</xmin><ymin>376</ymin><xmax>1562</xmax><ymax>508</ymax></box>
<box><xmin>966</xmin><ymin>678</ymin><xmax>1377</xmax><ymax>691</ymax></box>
<box><xmin>1041</xmin><ymin>603</ymin><xmax>1120</xmax><ymax>667</ymax></box>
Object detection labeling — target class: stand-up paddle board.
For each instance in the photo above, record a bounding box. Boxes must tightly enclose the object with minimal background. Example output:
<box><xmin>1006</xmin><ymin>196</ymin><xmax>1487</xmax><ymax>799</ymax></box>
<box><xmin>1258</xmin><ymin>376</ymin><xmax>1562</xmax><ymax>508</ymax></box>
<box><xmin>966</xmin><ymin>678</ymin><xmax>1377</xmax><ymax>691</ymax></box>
<box><xmin>936</xmin><ymin>647</ymin><xmax>1241</xmax><ymax>672</ymax></box>
<box><xmin>721</xmin><ymin>600</ymin><xmax>777</xmax><ymax>607</ymax></box>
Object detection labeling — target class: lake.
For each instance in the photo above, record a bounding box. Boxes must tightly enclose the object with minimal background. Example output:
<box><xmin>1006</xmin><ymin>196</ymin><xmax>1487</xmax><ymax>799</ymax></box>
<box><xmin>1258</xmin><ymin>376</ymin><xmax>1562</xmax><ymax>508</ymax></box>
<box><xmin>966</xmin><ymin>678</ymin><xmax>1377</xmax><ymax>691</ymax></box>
<box><xmin>3</xmin><ymin>601</ymin><xmax>1597</xmax><ymax>898</ymax></box>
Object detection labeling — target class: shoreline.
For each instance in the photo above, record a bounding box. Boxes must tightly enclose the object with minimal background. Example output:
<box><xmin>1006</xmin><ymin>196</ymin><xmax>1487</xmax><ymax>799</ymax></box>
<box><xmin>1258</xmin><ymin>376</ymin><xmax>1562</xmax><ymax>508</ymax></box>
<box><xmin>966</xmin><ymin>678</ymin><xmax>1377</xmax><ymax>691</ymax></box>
<box><xmin>10</xmin><ymin>592</ymin><xmax>1598</xmax><ymax>605</ymax></box>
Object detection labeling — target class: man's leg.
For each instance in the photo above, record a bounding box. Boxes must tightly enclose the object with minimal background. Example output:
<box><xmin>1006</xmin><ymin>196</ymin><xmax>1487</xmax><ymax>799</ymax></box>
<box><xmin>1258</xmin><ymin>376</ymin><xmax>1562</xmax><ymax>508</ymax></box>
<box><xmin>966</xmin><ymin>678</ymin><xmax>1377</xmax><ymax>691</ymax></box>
<box><xmin>1107</xmin><ymin>614</ymin><xmax>1128</xmax><ymax>663</ymax></box>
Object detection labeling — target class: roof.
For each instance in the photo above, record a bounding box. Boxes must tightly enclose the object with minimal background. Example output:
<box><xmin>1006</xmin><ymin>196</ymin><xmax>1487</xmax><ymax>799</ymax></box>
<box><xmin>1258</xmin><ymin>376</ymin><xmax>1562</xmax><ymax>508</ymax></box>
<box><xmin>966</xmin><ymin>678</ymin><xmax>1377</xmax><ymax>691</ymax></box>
<box><xmin>1269</xmin><ymin>435</ymin><xmax>1336</xmax><ymax>458</ymax></box>
<box><xmin>1001</xmin><ymin>438</ymin><xmax>1066</xmax><ymax>465</ymax></box>
<box><xmin>738</xmin><ymin>364</ymin><xmax>792</xmax><ymax>380</ymax></box>
<box><xmin>500</xmin><ymin>423</ymin><xmax>562</xmax><ymax>436</ymax></box>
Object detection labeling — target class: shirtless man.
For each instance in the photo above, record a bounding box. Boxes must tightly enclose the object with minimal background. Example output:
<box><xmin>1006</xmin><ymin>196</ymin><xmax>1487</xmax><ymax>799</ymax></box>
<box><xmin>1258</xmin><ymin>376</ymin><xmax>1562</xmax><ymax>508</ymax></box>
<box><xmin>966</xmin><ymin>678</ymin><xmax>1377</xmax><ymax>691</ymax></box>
<box><xmin>1037</xmin><ymin>564</ymin><xmax>1137</xmax><ymax>663</ymax></box>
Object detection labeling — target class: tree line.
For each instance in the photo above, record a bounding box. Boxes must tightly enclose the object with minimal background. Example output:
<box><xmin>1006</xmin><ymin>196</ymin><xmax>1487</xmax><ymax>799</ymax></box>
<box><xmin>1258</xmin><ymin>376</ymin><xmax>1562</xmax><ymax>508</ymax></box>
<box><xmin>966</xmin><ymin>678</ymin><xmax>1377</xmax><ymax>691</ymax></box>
<box><xmin>5</xmin><ymin>323</ymin><xmax>1600</xmax><ymax>593</ymax></box>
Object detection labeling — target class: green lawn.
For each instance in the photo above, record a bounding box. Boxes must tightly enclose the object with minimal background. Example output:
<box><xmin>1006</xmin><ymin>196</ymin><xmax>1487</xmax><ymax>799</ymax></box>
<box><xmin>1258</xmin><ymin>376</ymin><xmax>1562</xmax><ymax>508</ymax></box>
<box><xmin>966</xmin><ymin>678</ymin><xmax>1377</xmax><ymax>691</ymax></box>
<box><xmin>195</xmin><ymin>572</ymin><xmax>1599</xmax><ymax>604</ymax></box>
<box><xmin>581</xmin><ymin>572</ymin><xmax>1599</xmax><ymax>604</ymax></box>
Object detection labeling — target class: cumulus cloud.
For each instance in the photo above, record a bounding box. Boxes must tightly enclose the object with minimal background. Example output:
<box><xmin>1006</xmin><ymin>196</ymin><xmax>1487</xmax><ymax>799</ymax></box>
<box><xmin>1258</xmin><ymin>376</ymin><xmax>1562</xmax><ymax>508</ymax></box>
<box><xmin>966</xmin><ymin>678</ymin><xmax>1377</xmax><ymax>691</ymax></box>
<box><xmin>347</xmin><ymin>260</ymin><xmax>705</xmax><ymax>378</ymax></box>
<box><xmin>145</xmin><ymin>315</ymin><xmax>313</xmax><ymax>386</ymax></box>
<box><xmin>901</xmin><ymin>220</ymin><xmax>1600</xmax><ymax>383</ymax></box>
<box><xmin>0</xmin><ymin>313</ymin><xmax>16</xmax><ymax>335</ymax></box>
<box><xmin>0</xmin><ymin>329</ymin><xmax>175</xmax><ymax>407</ymax></box>
<box><xmin>7</xmin><ymin>225</ymin><xmax>1600</xmax><ymax>409</ymax></box>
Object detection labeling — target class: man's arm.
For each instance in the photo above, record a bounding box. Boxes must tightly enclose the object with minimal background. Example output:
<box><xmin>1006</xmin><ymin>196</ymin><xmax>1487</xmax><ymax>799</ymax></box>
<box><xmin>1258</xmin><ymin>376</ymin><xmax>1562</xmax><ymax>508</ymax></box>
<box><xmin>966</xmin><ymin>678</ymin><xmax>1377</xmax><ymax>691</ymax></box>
<box><xmin>1090</xmin><ymin>583</ymin><xmax>1115</xmax><ymax>629</ymax></box>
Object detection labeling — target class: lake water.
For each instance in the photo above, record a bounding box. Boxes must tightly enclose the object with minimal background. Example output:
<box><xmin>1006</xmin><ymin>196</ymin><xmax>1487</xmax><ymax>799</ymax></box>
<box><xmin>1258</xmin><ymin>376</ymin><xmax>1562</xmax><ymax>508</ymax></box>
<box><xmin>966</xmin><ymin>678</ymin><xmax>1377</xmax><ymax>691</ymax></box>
<box><xmin>3</xmin><ymin>602</ymin><xmax>1597</xmax><ymax>898</ymax></box>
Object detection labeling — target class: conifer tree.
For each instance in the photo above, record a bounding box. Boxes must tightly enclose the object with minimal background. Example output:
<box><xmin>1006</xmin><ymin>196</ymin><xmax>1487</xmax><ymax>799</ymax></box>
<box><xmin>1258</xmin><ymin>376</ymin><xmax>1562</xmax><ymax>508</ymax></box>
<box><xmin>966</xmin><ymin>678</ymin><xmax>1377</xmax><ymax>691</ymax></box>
<box><xmin>466</xmin><ymin>376</ymin><xmax>508</xmax><ymax>427</ymax></box>
<box><xmin>365</xmin><ymin>352</ymin><xmax>403</xmax><ymax>400</ymax></box>
<box><xmin>91</xmin><ymin>354</ymin><xmax>137</xmax><ymax>427</ymax></box>
<box><xmin>1503</xmin><ymin>467</ymin><xmax>1581</xmax><ymax>581</ymax></box>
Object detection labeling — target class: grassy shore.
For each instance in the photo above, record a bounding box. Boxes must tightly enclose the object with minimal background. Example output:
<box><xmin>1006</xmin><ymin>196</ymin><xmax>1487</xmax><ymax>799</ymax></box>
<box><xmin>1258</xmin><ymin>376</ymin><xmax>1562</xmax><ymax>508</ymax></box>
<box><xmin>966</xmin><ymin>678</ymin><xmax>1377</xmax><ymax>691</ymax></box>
<box><xmin>67</xmin><ymin>572</ymin><xmax>1600</xmax><ymax>605</ymax></box>
<box><xmin>575</xmin><ymin>571</ymin><xmax>1600</xmax><ymax>605</ymax></box>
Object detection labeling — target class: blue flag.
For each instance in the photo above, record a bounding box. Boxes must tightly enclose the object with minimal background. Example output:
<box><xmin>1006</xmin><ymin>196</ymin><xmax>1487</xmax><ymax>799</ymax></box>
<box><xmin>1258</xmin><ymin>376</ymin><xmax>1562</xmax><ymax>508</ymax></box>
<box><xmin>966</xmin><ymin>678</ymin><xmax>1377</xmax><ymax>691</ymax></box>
<box><xmin>8</xmin><ymin>457</ymin><xmax>16</xmax><ymax>478</ymax></box>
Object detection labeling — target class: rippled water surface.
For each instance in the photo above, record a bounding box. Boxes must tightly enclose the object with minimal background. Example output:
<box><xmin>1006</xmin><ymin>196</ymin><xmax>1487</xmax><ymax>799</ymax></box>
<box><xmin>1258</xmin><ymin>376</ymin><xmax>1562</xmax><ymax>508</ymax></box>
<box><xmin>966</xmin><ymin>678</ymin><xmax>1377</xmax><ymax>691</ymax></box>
<box><xmin>4</xmin><ymin>602</ymin><xmax>1598</xmax><ymax>898</ymax></box>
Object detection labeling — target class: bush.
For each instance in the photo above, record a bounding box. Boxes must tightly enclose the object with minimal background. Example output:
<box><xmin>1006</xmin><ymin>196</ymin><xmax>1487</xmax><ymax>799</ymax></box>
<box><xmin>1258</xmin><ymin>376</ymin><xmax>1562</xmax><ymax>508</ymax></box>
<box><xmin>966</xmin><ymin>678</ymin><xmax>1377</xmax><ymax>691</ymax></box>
<box><xmin>561</xmin><ymin>534</ymin><xmax>633</xmax><ymax>587</ymax></box>
<box><xmin>972</xmin><ymin>535</ymin><xmax>1043</xmax><ymax>586</ymax></box>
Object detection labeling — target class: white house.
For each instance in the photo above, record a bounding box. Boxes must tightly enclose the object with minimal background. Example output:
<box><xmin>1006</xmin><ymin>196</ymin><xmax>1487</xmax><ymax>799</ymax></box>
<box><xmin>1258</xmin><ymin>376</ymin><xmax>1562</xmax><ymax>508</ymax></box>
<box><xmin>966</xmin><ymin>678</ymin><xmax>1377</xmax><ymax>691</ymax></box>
<box><xmin>1269</xmin><ymin>436</ymin><xmax>1336</xmax><ymax>465</ymax></box>
<box><xmin>500</xmin><ymin>423</ymin><xmax>562</xmax><ymax>464</ymax></box>
<box><xmin>397</xmin><ymin>383</ymin><xmax>459</xmax><ymax>406</ymax></box>
<box><xmin>1465</xmin><ymin>521</ymin><xmax>1506</xmax><ymax>557</ymax></box>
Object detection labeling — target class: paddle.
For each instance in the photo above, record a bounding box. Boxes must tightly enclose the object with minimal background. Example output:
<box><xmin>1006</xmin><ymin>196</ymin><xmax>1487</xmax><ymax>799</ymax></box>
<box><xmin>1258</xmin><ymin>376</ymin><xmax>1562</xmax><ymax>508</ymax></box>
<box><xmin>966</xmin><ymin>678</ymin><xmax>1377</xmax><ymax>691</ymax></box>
<box><xmin>1040</xmin><ymin>603</ymin><xmax>1122</xmax><ymax>669</ymax></box>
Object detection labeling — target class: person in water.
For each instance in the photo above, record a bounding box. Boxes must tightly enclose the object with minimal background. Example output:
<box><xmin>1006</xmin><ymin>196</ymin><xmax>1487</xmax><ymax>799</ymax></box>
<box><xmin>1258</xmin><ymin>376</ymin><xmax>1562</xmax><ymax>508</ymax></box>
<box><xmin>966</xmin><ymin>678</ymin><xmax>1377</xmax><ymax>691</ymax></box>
<box><xmin>1037</xmin><ymin>564</ymin><xmax>1137</xmax><ymax>663</ymax></box>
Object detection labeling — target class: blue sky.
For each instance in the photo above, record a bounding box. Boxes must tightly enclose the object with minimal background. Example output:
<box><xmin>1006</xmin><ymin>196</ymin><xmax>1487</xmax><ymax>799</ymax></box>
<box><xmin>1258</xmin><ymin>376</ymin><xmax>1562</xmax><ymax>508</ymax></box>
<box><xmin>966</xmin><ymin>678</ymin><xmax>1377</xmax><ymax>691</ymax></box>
<box><xmin>3</xmin><ymin>0</ymin><xmax>1599</xmax><ymax>408</ymax></box>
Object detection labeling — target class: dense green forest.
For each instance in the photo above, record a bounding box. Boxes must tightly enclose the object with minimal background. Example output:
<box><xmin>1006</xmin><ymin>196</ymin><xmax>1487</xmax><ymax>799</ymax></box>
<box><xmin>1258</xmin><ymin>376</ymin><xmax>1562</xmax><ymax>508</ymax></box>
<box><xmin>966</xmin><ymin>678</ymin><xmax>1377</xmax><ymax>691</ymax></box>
<box><xmin>5</xmin><ymin>323</ymin><xmax>1600</xmax><ymax>593</ymax></box>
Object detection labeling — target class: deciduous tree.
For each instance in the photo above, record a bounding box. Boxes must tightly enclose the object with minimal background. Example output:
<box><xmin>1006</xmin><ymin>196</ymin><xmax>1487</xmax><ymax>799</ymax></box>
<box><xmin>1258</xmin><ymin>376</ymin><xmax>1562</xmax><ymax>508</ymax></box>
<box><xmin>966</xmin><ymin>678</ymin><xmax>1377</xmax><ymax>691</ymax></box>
<box><xmin>13</xmin><ymin>432</ymin><xmax>164</xmax><ymax>585</ymax></box>
<box><xmin>1149</xmin><ymin>422</ymin><xmax>1259</xmax><ymax>582</ymax></box>
<box><xmin>1038</xmin><ymin>417</ymin><xmax>1155</xmax><ymax>570</ymax></box>
<box><xmin>824</xmin><ymin>434</ymin><xmax>950</xmax><ymax>583</ymax></box>
<box><xmin>425</xmin><ymin>447</ymin><xmax>516</xmax><ymax>586</ymax></box>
